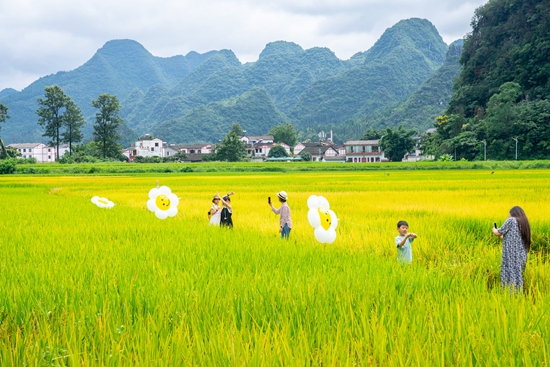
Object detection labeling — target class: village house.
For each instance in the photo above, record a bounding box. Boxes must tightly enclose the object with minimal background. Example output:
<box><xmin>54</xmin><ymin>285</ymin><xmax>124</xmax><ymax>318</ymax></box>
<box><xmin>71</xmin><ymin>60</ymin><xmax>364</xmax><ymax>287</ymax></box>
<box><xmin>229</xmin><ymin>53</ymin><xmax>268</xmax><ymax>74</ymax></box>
<box><xmin>344</xmin><ymin>140</ymin><xmax>386</xmax><ymax>162</ymax></box>
<box><xmin>294</xmin><ymin>142</ymin><xmax>345</xmax><ymax>162</ymax></box>
<box><xmin>240</xmin><ymin>135</ymin><xmax>274</xmax><ymax>145</ymax></box>
<box><xmin>239</xmin><ymin>135</ymin><xmax>290</xmax><ymax>159</ymax></box>
<box><xmin>7</xmin><ymin>143</ymin><xmax>57</xmax><ymax>162</ymax></box>
<box><xmin>175</xmin><ymin>144</ymin><xmax>212</xmax><ymax>154</ymax></box>
<box><xmin>125</xmin><ymin>135</ymin><xmax>165</xmax><ymax>161</ymax></box>
<box><xmin>402</xmin><ymin>128</ymin><xmax>436</xmax><ymax>162</ymax></box>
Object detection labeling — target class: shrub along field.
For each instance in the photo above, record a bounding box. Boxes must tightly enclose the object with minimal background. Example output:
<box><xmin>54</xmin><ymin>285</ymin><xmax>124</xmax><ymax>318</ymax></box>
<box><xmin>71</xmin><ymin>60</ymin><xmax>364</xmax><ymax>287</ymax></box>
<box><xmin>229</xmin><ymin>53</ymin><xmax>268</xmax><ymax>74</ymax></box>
<box><xmin>0</xmin><ymin>170</ymin><xmax>549</xmax><ymax>365</ymax></box>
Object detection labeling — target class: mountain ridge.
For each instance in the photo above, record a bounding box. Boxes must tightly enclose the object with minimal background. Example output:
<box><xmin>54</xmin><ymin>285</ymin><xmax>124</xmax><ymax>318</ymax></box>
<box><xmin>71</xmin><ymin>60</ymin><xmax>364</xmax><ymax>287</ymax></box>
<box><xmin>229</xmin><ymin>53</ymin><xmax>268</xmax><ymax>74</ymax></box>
<box><xmin>1</xmin><ymin>19</ymin><xmax>454</xmax><ymax>145</ymax></box>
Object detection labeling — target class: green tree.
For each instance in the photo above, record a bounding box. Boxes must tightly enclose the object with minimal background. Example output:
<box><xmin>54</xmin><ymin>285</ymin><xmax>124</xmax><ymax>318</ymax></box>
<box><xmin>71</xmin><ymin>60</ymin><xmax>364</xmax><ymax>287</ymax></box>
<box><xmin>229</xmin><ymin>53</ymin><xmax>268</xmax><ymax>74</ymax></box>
<box><xmin>62</xmin><ymin>99</ymin><xmax>85</xmax><ymax>155</ymax></box>
<box><xmin>229</xmin><ymin>123</ymin><xmax>244</xmax><ymax>137</ymax></box>
<box><xmin>216</xmin><ymin>132</ymin><xmax>246</xmax><ymax>162</ymax></box>
<box><xmin>92</xmin><ymin>94</ymin><xmax>123</xmax><ymax>159</ymax></box>
<box><xmin>0</xmin><ymin>103</ymin><xmax>9</xmax><ymax>159</ymax></box>
<box><xmin>268</xmin><ymin>145</ymin><xmax>289</xmax><ymax>158</ymax></box>
<box><xmin>269</xmin><ymin>123</ymin><xmax>297</xmax><ymax>147</ymax></box>
<box><xmin>361</xmin><ymin>128</ymin><xmax>383</xmax><ymax>140</ymax></box>
<box><xmin>380</xmin><ymin>126</ymin><xmax>416</xmax><ymax>162</ymax></box>
<box><xmin>482</xmin><ymin>82</ymin><xmax>522</xmax><ymax>160</ymax></box>
<box><xmin>36</xmin><ymin>85</ymin><xmax>70</xmax><ymax>160</ymax></box>
<box><xmin>0</xmin><ymin>103</ymin><xmax>9</xmax><ymax>126</ymax></box>
<box><xmin>163</xmin><ymin>151</ymin><xmax>189</xmax><ymax>162</ymax></box>
<box><xmin>300</xmin><ymin>151</ymin><xmax>312</xmax><ymax>161</ymax></box>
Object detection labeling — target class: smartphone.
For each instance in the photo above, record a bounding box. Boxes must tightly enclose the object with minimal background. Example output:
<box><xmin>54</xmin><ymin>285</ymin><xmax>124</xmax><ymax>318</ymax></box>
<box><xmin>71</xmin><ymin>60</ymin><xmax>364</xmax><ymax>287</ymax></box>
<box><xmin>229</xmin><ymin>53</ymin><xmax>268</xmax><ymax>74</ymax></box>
<box><xmin>493</xmin><ymin>222</ymin><xmax>497</xmax><ymax>229</ymax></box>
<box><xmin>268</xmin><ymin>196</ymin><xmax>271</xmax><ymax>204</ymax></box>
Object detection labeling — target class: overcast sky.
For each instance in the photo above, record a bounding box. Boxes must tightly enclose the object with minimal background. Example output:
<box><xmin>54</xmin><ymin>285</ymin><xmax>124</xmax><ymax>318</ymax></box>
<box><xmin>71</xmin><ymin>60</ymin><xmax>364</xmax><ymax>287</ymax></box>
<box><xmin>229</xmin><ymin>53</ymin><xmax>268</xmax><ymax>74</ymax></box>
<box><xmin>0</xmin><ymin>0</ymin><xmax>487</xmax><ymax>92</ymax></box>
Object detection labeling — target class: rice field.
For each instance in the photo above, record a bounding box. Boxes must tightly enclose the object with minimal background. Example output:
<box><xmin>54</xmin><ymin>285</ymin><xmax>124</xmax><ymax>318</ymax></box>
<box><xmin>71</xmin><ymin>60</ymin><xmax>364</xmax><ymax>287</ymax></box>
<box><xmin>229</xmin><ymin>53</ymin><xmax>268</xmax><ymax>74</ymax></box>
<box><xmin>1</xmin><ymin>169</ymin><xmax>549</xmax><ymax>366</ymax></box>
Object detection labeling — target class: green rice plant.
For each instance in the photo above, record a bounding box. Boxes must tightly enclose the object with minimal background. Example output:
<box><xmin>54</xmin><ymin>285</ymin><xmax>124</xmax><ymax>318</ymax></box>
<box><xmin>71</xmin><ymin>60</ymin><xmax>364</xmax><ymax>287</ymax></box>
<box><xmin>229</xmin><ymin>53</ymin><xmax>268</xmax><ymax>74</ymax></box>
<box><xmin>0</xmin><ymin>170</ymin><xmax>549</xmax><ymax>365</ymax></box>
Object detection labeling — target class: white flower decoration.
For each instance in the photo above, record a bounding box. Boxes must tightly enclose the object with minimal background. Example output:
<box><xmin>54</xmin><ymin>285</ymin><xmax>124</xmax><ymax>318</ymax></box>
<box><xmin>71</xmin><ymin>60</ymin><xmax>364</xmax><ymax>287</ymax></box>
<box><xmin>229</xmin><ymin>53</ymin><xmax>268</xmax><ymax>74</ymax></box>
<box><xmin>91</xmin><ymin>196</ymin><xmax>115</xmax><ymax>209</ymax></box>
<box><xmin>307</xmin><ymin>195</ymin><xmax>338</xmax><ymax>244</ymax></box>
<box><xmin>147</xmin><ymin>186</ymin><xmax>179</xmax><ymax>220</ymax></box>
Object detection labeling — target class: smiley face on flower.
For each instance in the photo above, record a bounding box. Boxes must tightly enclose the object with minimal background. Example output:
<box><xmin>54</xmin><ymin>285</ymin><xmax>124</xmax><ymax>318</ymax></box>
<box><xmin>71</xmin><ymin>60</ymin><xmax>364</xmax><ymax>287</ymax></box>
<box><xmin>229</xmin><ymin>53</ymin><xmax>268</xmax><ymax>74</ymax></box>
<box><xmin>307</xmin><ymin>195</ymin><xmax>338</xmax><ymax>244</ymax></box>
<box><xmin>147</xmin><ymin>186</ymin><xmax>179</xmax><ymax>220</ymax></box>
<box><xmin>91</xmin><ymin>196</ymin><xmax>115</xmax><ymax>209</ymax></box>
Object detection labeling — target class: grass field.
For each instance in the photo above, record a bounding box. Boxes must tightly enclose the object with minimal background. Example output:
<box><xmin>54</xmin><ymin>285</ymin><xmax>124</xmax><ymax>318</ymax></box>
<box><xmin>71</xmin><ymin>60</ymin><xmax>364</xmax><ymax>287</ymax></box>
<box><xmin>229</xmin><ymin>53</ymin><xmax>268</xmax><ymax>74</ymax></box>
<box><xmin>1</xmin><ymin>169</ymin><xmax>549</xmax><ymax>365</ymax></box>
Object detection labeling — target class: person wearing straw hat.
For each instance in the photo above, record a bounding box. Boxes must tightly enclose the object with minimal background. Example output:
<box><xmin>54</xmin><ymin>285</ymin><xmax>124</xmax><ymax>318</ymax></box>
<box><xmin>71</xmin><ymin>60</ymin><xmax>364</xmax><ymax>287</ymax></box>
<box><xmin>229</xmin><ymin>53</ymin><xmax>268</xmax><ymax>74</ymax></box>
<box><xmin>269</xmin><ymin>191</ymin><xmax>292</xmax><ymax>239</ymax></box>
<box><xmin>209</xmin><ymin>193</ymin><xmax>222</xmax><ymax>226</ymax></box>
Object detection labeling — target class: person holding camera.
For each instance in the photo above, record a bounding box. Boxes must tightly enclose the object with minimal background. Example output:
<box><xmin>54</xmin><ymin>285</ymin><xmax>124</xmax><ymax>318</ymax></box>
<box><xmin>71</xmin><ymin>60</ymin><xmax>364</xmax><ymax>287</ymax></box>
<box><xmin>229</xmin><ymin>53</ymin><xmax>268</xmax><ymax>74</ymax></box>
<box><xmin>492</xmin><ymin>206</ymin><xmax>531</xmax><ymax>291</ymax></box>
<box><xmin>220</xmin><ymin>192</ymin><xmax>235</xmax><ymax>228</ymax></box>
<box><xmin>269</xmin><ymin>191</ymin><xmax>292</xmax><ymax>239</ymax></box>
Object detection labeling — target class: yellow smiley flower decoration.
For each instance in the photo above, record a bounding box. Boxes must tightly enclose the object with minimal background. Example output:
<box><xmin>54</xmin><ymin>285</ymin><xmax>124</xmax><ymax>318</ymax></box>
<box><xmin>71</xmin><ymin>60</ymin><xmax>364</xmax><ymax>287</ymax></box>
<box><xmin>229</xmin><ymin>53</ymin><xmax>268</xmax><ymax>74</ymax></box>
<box><xmin>147</xmin><ymin>186</ymin><xmax>179</xmax><ymax>220</ymax></box>
<box><xmin>307</xmin><ymin>195</ymin><xmax>338</xmax><ymax>244</ymax></box>
<box><xmin>91</xmin><ymin>196</ymin><xmax>115</xmax><ymax>209</ymax></box>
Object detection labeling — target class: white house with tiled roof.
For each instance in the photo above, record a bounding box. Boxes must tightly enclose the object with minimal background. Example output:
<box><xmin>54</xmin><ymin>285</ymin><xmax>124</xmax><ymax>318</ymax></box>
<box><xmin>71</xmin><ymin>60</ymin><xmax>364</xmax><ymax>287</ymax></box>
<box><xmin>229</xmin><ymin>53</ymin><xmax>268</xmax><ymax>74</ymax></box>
<box><xmin>7</xmin><ymin>143</ymin><xmax>56</xmax><ymax>162</ymax></box>
<box><xmin>344</xmin><ymin>140</ymin><xmax>386</xmax><ymax>162</ymax></box>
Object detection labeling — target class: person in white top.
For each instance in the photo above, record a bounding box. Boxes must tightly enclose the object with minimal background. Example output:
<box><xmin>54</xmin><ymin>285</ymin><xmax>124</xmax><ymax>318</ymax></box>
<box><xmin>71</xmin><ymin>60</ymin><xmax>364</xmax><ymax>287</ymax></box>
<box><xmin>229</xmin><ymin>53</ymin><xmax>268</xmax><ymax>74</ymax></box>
<box><xmin>209</xmin><ymin>194</ymin><xmax>222</xmax><ymax>226</ymax></box>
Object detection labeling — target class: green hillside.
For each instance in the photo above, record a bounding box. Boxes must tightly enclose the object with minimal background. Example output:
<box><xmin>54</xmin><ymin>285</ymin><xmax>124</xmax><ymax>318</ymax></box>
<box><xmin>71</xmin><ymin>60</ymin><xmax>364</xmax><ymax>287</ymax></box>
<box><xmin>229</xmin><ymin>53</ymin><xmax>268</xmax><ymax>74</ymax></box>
<box><xmin>435</xmin><ymin>0</ymin><xmax>550</xmax><ymax>161</ymax></box>
<box><xmin>1</xmin><ymin>19</ymin><xmax>455</xmax><ymax>146</ymax></box>
<box><xmin>153</xmin><ymin>87</ymin><xmax>288</xmax><ymax>144</ymax></box>
<box><xmin>0</xmin><ymin>40</ymin><xmax>216</xmax><ymax>143</ymax></box>
<box><xmin>448</xmin><ymin>0</ymin><xmax>550</xmax><ymax>116</ymax></box>
<box><xmin>370</xmin><ymin>39</ymin><xmax>463</xmax><ymax>131</ymax></box>
<box><xmin>289</xmin><ymin>18</ymin><xmax>448</xmax><ymax>129</ymax></box>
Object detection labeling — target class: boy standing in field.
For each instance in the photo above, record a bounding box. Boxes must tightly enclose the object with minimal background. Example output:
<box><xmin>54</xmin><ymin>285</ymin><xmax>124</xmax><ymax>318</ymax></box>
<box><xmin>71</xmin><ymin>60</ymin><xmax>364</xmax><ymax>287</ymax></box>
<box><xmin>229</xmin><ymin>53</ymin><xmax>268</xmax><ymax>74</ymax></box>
<box><xmin>395</xmin><ymin>220</ymin><xmax>417</xmax><ymax>264</ymax></box>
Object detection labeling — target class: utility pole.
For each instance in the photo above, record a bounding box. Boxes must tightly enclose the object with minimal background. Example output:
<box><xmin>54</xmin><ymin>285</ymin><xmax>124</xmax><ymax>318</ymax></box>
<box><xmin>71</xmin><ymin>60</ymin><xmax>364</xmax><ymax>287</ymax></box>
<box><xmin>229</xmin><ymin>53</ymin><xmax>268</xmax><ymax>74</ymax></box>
<box><xmin>482</xmin><ymin>140</ymin><xmax>486</xmax><ymax>161</ymax></box>
<box><xmin>512</xmin><ymin>137</ymin><xmax>518</xmax><ymax>160</ymax></box>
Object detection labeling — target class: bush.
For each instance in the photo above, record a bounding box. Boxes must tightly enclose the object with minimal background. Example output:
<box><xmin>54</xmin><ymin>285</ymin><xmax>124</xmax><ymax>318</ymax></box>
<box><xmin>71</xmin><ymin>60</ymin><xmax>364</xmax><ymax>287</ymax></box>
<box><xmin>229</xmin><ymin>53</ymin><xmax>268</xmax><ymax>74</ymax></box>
<box><xmin>300</xmin><ymin>151</ymin><xmax>312</xmax><ymax>161</ymax></box>
<box><xmin>17</xmin><ymin>157</ymin><xmax>37</xmax><ymax>164</ymax></box>
<box><xmin>0</xmin><ymin>159</ymin><xmax>17</xmax><ymax>174</ymax></box>
<box><xmin>134</xmin><ymin>156</ymin><xmax>163</xmax><ymax>163</ymax></box>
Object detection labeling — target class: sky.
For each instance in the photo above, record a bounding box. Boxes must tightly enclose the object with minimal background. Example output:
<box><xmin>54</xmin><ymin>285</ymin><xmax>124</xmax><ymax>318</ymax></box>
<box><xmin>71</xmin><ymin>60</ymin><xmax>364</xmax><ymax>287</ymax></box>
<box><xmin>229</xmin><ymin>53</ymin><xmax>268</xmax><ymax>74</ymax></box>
<box><xmin>0</xmin><ymin>0</ymin><xmax>488</xmax><ymax>92</ymax></box>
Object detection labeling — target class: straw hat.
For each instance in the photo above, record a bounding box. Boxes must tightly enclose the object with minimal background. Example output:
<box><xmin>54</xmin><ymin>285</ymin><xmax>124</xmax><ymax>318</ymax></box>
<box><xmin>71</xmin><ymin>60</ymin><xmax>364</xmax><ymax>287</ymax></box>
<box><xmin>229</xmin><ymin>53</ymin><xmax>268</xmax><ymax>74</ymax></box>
<box><xmin>212</xmin><ymin>193</ymin><xmax>221</xmax><ymax>203</ymax></box>
<box><xmin>277</xmin><ymin>191</ymin><xmax>288</xmax><ymax>201</ymax></box>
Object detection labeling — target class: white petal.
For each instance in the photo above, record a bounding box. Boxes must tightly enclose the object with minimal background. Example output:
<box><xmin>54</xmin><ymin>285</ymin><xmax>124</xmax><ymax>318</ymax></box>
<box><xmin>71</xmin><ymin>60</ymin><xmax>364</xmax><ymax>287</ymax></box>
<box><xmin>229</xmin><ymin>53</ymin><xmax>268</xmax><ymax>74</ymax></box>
<box><xmin>318</xmin><ymin>196</ymin><xmax>330</xmax><ymax>210</ymax></box>
<box><xmin>148</xmin><ymin>188</ymin><xmax>160</xmax><ymax>200</ymax></box>
<box><xmin>147</xmin><ymin>199</ymin><xmax>158</xmax><ymax>212</ymax></box>
<box><xmin>159</xmin><ymin>186</ymin><xmax>171</xmax><ymax>195</ymax></box>
<box><xmin>168</xmin><ymin>193</ymin><xmax>179</xmax><ymax>207</ymax></box>
<box><xmin>307</xmin><ymin>195</ymin><xmax>318</xmax><ymax>209</ymax></box>
<box><xmin>155</xmin><ymin>210</ymin><xmax>168</xmax><ymax>220</ymax></box>
<box><xmin>166</xmin><ymin>206</ymin><xmax>178</xmax><ymax>217</ymax></box>
<box><xmin>308</xmin><ymin>208</ymin><xmax>320</xmax><ymax>228</ymax></box>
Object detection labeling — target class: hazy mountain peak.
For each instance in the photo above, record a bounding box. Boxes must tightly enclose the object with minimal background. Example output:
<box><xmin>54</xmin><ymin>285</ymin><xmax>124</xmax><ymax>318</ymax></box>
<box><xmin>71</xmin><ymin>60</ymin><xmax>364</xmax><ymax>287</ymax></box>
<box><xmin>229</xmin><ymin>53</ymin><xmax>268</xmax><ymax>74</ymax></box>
<box><xmin>363</xmin><ymin>18</ymin><xmax>447</xmax><ymax>66</ymax></box>
<box><xmin>259</xmin><ymin>41</ymin><xmax>304</xmax><ymax>59</ymax></box>
<box><xmin>96</xmin><ymin>39</ymin><xmax>151</xmax><ymax>58</ymax></box>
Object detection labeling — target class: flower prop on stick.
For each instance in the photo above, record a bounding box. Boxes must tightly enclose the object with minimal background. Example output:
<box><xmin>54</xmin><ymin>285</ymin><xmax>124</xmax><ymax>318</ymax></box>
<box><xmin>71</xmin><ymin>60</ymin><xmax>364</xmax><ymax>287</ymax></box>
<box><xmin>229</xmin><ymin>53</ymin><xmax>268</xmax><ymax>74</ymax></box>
<box><xmin>307</xmin><ymin>195</ymin><xmax>338</xmax><ymax>244</ymax></box>
<box><xmin>91</xmin><ymin>196</ymin><xmax>115</xmax><ymax>209</ymax></box>
<box><xmin>147</xmin><ymin>184</ymin><xmax>179</xmax><ymax>220</ymax></box>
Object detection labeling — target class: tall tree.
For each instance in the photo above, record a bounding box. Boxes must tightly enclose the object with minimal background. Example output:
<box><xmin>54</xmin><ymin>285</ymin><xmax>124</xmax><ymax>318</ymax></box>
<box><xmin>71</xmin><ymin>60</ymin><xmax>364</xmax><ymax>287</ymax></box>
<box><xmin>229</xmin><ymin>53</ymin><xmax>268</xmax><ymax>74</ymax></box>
<box><xmin>92</xmin><ymin>94</ymin><xmax>123</xmax><ymax>159</ymax></box>
<box><xmin>380</xmin><ymin>126</ymin><xmax>416</xmax><ymax>162</ymax></box>
<box><xmin>269</xmin><ymin>123</ymin><xmax>297</xmax><ymax>147</ymax></box>
<box><xmin>216</xmin><ymin>132</ymin><xmax>246</xmax><ymax>162</ymax></box>
<box><xmin>0</xmin><ymin>103</ymin><xmax>9</xmax><ymax>159</ymax></box>
<box><xmin>62</xmin><ymin>99</ymin><xmax>86</xmax><ymax>155</ymax></box>
<box><xmin>37</xmin><ymin>85</ymin><xmax>70</xmax><ymax>160</ymax></box>
<box><xmin>361</xmin><ymin>128</ymin><xmax>383</xmax><ymax>140</ymax></box>
<box><xmin>0</xmin><ymin>103</ymin><xmax>9</xmax><ymax>126</ymax></box>
<box><xmin>229</xmin><ymin>123</ymin><xmax>244</xmax><ymax>137</ymax></box>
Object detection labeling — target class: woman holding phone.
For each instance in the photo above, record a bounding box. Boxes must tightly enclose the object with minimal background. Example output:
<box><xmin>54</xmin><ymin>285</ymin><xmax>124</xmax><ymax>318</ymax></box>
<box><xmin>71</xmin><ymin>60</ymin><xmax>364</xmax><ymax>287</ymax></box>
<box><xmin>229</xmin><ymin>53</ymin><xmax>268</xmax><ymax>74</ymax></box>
<box><xmin>492</xmin><ymin>206</ymin><xmax>531</xmax><ymax>291</ymax></box>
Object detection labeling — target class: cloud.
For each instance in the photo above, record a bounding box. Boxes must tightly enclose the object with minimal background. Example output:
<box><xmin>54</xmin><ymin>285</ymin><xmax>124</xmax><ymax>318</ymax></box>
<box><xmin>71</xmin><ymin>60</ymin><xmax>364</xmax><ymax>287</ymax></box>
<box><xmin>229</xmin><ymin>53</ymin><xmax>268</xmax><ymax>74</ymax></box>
<box><xmin>0</xmin><ymin>0</ymin><xmax>487</xmax><ymax>91</ymax></box>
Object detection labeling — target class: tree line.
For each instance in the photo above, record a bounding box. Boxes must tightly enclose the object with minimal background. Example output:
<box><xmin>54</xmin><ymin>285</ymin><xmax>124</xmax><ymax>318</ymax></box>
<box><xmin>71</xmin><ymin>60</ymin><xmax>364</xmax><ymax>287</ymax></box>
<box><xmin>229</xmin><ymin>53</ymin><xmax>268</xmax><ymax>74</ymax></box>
<box><xmin>0</xmin><ymin>85</ymin><xmax>124</xmax><ymax>162</ymax></box>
